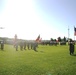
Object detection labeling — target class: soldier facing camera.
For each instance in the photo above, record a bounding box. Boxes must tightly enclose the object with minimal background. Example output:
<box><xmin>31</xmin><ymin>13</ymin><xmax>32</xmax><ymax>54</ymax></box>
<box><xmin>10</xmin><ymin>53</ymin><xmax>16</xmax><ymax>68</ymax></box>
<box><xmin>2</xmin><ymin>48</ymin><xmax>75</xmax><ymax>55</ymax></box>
<box><xmin>1</xmin><ymin>41</ymin><xmax>4</xmax><ymax>50</ymax></box>
<box><xmin>69</xmin><ymin>39</ymin><xmax>75</xmax><ymax>55</ymax></box>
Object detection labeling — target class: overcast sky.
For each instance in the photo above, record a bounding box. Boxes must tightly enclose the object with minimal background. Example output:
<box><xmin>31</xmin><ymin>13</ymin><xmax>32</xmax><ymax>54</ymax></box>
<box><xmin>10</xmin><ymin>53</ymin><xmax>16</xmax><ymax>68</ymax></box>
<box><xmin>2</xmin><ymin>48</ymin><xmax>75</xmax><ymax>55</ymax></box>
<box><xmin>0</xmin><ymin>0</ymin><xmax>76</xmax><ymax>40</ymax></box>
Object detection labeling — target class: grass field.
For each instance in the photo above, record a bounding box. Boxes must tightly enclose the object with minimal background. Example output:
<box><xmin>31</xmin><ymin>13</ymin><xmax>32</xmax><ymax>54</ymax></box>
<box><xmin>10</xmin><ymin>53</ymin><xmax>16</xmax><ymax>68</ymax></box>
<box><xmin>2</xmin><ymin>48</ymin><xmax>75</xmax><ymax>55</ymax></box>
<box><xmin>0</xmin><ymin>44</ymin><xmax>76</xmax><ymax>75</ymax></box>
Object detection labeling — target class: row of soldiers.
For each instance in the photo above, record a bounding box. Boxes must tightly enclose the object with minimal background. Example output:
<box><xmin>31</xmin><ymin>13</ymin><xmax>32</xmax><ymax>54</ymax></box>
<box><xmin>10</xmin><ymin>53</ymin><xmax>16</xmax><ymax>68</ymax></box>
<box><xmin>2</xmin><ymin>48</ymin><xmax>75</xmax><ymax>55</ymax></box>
<box><xmin>14</xmin><ymin>41</ymin><xmax>38</xmax><ymax>52</ymax></box>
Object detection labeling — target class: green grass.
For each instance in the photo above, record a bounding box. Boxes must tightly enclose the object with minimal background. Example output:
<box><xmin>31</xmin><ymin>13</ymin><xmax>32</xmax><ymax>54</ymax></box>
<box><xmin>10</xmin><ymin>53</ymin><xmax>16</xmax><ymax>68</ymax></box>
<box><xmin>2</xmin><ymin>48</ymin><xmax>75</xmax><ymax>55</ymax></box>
<box><xmin>0</xmin><ymin>44</ymin><xmax>76</xmax><ymax>75</ymax></box>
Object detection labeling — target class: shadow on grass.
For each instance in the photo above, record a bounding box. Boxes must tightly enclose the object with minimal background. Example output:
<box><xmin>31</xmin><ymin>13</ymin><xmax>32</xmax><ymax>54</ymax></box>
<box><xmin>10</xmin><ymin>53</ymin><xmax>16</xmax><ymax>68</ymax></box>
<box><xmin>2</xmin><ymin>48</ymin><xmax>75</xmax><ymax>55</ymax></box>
<box><xmin>0</xmin><ymin>50</ymin><xmax>5</xmax><ymax>51</ymax></box>
<box><xmin>71</xmin><ymin>54</ymin><xmax>76</xmax><ymax>56</ymax></box>
<box><xmin>40</xmin><ymin>51</ymin><xmax>44</xmax><ymax>53</ymax></box>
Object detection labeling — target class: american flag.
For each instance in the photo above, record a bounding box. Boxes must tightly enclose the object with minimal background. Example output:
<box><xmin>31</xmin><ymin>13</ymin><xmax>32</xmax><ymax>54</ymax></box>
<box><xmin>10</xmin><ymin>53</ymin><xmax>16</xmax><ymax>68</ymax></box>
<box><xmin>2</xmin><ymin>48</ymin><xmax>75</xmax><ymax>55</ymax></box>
<box><xmin>36</xmin><ymin>35</ymin><xmax>40</xmax><ymax>42</ymax></box>
<box><xmin>74</xmin><ymin>27</ymin><xmax>76</xmax><ymax>36</ymax></box>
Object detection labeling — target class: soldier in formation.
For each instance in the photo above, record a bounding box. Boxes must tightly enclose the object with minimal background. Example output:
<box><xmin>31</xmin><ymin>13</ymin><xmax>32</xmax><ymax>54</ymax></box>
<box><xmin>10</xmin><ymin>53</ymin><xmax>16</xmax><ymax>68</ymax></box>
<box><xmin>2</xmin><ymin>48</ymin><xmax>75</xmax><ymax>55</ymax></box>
<box><xmin>69</xmin><ymin>39</ymin><xmax>75</xmax><ymax>55</ymax></box>
<box><xmin>1</xmin><ymin>40</ymin><xmax>4</xmax><ymax>50</ymax></box>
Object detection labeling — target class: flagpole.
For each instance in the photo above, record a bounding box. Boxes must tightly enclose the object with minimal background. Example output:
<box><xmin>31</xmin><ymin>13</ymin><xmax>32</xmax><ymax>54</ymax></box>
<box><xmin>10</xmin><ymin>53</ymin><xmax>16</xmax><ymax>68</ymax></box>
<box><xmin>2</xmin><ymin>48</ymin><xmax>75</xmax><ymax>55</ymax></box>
<box><xmin>74</xmin><ymin>26</ymin><xmax>75</xmax><ymax>41</ymax></box>
<box><xmin>74</xmin><ymin>36</ymin><xmax>75</xmax><ymax>41</ymax></box>
<box><xmin>68</xmin><ymin>26</ymin><xmax>70</xmax><ymax>42</ymax></box>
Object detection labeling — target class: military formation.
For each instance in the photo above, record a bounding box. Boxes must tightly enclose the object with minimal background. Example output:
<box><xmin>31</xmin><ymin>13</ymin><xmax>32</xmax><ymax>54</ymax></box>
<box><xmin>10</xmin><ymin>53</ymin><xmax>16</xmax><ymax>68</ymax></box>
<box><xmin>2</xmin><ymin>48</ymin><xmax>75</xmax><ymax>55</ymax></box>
<box><xmin>14</xmin><ymin>41</ymin><xmax>38</xmax><ymax>52</ymax></box>
<box><xmin>0</xmin><ymin>39</ymin><xmax>76</xmax><ymax>55</ymax></box>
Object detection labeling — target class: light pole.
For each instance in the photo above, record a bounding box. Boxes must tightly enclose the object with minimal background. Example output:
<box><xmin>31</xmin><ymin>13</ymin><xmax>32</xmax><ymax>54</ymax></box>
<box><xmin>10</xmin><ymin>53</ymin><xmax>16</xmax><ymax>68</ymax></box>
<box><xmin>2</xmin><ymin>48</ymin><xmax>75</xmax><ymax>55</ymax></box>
<box><xmin>68</xmin><ymin>26</ymin><xmax>70</xmax><ymax>43</ymax></box>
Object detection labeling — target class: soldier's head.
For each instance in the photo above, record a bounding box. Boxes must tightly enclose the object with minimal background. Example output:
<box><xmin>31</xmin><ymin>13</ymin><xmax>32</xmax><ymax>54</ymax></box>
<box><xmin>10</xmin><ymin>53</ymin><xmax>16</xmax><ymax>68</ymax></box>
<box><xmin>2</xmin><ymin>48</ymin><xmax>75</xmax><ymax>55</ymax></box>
<box><xmin>70</xmin><ymin>39</ymin><xmax>72</xmax><ymax>42</ymax></box>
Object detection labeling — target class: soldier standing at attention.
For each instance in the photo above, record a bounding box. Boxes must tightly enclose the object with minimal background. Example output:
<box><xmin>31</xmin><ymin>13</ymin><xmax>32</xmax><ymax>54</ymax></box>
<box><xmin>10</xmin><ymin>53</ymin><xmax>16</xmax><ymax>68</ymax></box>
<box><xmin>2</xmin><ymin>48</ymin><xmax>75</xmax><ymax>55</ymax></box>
<box><xmin>24</xmin><ymin>41</ymin><xmax>26</xmax><ymax>50</ymax></box>
<box><xmin>30</xmin><ymin>42</ymin><xmax>33</xmax><ymax>49</ymax></box>
<box><xmin>69</xmin><ymin>39</ymin><xmax>75</xmax><ymax>55</ymax></box>
<box><xmin>33</xmin><ymin>41</ymin><xmax>38</xmax><ymax>52</ymax></box>
<box><xmin>27</xmin><ymin>42</ymin><xmax>30</xmax><ymax>50</ymax></box>
<box><xmin>1</xmin><ymin>40</ymin><xmax>4</xmax><ymax>50</ymax></box>
<box><xmin>15</xmin><ymin>41</ymin><xmax>18</xmax><ymax>51</ymax></box>
<box><xmin>19</xmin><ymin>41</ymin><xmax>23</xmax><ymax>51</ymax></box>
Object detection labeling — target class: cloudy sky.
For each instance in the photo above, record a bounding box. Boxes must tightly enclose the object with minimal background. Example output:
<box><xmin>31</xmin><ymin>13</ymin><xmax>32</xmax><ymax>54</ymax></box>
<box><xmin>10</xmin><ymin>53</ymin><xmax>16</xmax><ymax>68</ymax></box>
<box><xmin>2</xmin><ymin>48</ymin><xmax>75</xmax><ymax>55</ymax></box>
<box><xmin>0</xmin><ymin>0</ymin><xmax>76</xmax><ymax>40</ymax></box>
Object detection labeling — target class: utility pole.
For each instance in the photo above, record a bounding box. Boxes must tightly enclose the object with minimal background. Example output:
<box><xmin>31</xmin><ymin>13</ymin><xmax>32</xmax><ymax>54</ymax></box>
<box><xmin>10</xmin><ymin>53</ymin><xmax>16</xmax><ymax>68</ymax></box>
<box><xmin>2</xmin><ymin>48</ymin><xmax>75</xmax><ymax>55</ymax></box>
<box><xmin>74</xmin><ymin>26</ymin><xmax>75</xmax><ymax>41</ymax></box>
<box><xmin>68</xmin><ymin>26</ymin><xmax>70</xmax><ymax>41</ymax></box>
